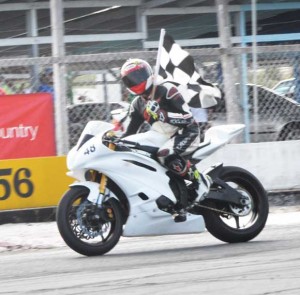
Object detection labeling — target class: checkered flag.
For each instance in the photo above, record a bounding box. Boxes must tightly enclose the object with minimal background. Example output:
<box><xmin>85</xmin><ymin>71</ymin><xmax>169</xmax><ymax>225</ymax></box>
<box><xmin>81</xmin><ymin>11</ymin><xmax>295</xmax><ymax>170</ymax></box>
<box><xmin>154</xmin><ymin>29</ymin><xmax>221</xmax><ymax>108</ymax></box>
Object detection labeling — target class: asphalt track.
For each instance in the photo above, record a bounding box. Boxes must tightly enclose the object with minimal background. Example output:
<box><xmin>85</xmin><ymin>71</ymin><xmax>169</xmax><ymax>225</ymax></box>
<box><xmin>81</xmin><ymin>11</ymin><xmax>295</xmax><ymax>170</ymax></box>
<box><xmin>0</xmin><ymin>208</ymin><xmax>300</xmax><ymax>295</ymax></box>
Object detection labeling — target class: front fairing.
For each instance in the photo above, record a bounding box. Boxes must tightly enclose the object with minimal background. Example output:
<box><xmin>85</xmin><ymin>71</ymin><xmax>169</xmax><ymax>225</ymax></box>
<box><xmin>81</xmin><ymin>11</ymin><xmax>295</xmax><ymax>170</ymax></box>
<box><xmin>67</xmin><ymin>121</ymin><xmax>114</xmax><ymax>171</ymax></box>
<box><xmin>76</xmin><ymin>121</ymin><xmax>114</xmax><ymax>148</ymax></box>
<box><xmin>67</xmin><ymin>134</ymin><xmax>114</xmax><ymax>171</ymax></box>
<box><xmin>66</xmin><ymin>120</ymin><xmax>177</xmax><ymax>204</ymax></box>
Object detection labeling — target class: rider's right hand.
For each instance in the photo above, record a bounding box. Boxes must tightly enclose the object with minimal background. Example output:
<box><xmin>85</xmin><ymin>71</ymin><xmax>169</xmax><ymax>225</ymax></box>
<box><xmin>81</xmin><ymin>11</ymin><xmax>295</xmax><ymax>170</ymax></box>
<box><xmin>105</xmin><ymin>131</ymin><xmax>119</xmax><ymax>143</ymax></box>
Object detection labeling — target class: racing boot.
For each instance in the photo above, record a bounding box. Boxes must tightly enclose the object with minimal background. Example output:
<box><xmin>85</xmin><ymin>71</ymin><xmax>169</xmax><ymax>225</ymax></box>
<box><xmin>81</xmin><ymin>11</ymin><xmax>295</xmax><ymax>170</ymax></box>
<box><xmin>173</xmin><ymin>209</ymin><xmax>187</xmax><ymax>223</ymax></box>
<box><xmin>188</xmin><ymin>167</ymin><xmax>212</xmax><ymax>202</ymax></box>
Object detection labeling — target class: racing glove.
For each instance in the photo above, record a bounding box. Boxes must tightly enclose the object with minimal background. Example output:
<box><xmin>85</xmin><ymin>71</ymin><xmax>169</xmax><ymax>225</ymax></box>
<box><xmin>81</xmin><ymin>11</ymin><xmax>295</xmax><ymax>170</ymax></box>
<box><xmin>146</xmin><ymin>100</ymin><xmax>167</xmax><ymax>122</ymax></box>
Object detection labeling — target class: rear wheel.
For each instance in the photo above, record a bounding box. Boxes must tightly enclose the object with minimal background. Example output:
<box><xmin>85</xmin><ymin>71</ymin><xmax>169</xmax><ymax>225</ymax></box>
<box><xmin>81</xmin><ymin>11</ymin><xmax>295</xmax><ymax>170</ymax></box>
<box><xmin>201</xmin><ymin>166</ymin><xmax>269</xmax><ymax>243</ymax></box>
<box><xmin>56</xmin><ymin>186</ymin><xmax>123</xmax><ymax>256</ymax></box>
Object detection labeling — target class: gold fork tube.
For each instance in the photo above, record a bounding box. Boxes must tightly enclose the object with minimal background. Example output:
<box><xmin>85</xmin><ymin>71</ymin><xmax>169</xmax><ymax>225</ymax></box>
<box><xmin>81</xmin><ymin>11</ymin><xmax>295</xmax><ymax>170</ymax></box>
<box><xmin>99</xmin><ymin>142</ymin><xmax>115</xmax><ymax>194</ymax></box>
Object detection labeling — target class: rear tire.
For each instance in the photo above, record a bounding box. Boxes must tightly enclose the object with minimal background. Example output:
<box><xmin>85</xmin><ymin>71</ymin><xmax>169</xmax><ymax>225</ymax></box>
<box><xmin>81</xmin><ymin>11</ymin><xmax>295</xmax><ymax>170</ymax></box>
<box><xmin>202</xmin><ymin>166</ymin><xmax>269</xmax><ymax>243</ymax></box>
<box><xmin>56</xmin><ymin>186</ymin><xmax>123</xmax><ymax>256</ymax></box>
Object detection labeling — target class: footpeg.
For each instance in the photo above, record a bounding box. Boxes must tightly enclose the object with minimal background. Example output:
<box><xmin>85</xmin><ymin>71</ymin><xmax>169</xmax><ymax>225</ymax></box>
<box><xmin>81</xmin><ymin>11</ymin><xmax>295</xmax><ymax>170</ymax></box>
<box><xmin>173</xmin><ymin>214</ymin><xmax>187</xmax><ymax>223</ymax></box>
<box><xmin>173</xmin><ymin>210</ymin><xmax>187</xmax><ymax>223</ymax></box>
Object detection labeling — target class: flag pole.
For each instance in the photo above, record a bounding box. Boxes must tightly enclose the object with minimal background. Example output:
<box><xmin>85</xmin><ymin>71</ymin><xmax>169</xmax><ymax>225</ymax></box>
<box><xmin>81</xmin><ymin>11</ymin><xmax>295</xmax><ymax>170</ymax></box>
<box><xmin>150</xmin><ymin>28</ymin><xmax>165</xmax><ymax>99</ymax></box>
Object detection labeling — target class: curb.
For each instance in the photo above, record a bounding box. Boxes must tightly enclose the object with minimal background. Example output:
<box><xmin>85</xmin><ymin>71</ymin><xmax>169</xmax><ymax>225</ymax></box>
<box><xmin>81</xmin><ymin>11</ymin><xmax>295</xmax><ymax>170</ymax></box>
<box><xmin>0</xmin><ymin>207</ymin><xmax>56</xmax><ymax>225</ymax></box>
<box><xmin>267</xmin><ymin>191</ymin><xmax>300</xmax><ymax>207</ymax></box>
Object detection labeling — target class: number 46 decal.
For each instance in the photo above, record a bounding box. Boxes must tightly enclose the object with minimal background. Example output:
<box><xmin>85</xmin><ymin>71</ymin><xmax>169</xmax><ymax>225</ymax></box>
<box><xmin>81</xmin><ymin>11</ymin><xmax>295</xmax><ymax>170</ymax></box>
<box><xmin>0</xmin><ymin>168</ymin><xmax>34</xmax><ymax>201</ymax></box>
<box><xmin>84</xmin><ymin>145</ymin><xmax>96</xmax><ymax>155</ymax></box>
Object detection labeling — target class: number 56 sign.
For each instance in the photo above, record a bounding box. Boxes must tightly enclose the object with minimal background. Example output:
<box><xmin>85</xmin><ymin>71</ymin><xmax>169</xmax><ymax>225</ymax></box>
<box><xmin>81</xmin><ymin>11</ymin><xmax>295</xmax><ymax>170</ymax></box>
<box><xmin>0</xmin><ymin>156</ymin><xmax>71</xmax><ymax>210</ymax></box>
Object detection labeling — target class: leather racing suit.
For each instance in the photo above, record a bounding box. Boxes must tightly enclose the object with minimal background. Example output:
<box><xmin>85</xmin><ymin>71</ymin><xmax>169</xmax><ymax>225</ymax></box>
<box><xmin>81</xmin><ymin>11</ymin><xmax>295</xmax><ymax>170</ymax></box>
<box><xmin>123</xmin><ymin>81</ymin><xmax>200</xmax><ymax>176</ymax></box>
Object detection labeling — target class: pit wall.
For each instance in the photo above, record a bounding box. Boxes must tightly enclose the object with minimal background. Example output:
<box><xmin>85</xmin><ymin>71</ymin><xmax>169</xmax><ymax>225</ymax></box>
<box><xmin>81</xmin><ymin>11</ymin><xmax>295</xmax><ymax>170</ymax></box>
<box><xmin>0</xmin><ymin>156</ymin><xmax>70</xmax><ymax>211</ymax></box>
<box><xmin>1</xmin><ymin>140</ymin><xmax>300</xmax><ymax>211</ymax></box>
<box><xmin>198</xmin><ymin>140</ymin><xmax>300</xmax><ymax>192</ymax></box>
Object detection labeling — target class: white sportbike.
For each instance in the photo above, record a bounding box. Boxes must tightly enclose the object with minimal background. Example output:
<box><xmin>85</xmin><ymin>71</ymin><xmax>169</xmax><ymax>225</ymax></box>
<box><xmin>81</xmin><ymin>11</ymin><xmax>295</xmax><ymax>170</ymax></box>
<box><xmin>56</xmin><ymin>121</ymin><xmax>269</xmax><ymax>256</ymax></box>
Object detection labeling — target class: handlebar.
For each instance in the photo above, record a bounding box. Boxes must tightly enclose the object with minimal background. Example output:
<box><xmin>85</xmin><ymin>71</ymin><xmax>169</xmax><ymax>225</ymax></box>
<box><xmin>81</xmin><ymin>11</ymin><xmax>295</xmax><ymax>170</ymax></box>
<box><xmin>103</xmin><ymin>132</ymin><xmax>158</xmax><ymax>155</ymax></box>
<box><xmin>104</xmin><ymin>132</ymin><xmax>140</xmax><ymax>147</ymax></box>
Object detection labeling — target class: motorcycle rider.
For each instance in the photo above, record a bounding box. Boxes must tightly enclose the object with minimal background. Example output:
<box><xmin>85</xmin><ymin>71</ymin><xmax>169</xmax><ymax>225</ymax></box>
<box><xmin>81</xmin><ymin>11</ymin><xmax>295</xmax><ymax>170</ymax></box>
<box><xmin>120</xmin><ymin>58</ymin><xmax>212</xmax><ymax>220</ymax></box>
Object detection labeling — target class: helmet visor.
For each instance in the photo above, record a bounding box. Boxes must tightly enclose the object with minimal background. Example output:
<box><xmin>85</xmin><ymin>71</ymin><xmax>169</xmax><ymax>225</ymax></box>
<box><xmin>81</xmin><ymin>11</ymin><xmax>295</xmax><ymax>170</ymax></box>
<box><xmin>122</xmin><ymin>66</ymin><xmax>151</xmax><ymax>88</ymax></box>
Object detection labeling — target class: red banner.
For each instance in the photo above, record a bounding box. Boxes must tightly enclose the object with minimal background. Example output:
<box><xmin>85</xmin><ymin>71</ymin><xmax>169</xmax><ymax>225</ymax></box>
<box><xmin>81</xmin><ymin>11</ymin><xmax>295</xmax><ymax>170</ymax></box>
<box><xmin>0</xmin><ymin>93</ymin><xmax>56</xmax><ymax>159</ymax></box>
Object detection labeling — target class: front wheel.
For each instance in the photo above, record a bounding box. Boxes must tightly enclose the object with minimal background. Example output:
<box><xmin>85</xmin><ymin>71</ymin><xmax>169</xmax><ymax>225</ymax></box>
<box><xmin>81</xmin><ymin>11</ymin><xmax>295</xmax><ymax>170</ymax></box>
<box><xmin>201</xmin><ymin>166</ymin><xmax>269</xmax><ymax>243</ymax></box>
<box><xmin>56</xmin><ymin>186</ymin><xmax>123</xmax><ymax>256</ymax></box>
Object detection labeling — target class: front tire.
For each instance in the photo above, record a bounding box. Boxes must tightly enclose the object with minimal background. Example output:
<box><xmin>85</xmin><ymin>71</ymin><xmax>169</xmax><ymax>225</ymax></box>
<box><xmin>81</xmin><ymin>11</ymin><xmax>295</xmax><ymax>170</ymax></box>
<box><xmin>201</xmin><ymin>166</ymin><xmax>269</xmax><ymax>243</ymax></box>
<box><xmin>56</xmin><ymin>186</ymin><xmax>123</xmax><ymax>256</ymax></box>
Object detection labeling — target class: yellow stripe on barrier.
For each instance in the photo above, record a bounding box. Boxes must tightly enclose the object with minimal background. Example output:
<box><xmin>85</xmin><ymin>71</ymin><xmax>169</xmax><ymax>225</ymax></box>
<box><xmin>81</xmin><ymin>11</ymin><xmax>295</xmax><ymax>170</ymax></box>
<box><xmin>0</xmin><ymin>156</ymin><xmax>72</xmax><ymax>210</ymax></box>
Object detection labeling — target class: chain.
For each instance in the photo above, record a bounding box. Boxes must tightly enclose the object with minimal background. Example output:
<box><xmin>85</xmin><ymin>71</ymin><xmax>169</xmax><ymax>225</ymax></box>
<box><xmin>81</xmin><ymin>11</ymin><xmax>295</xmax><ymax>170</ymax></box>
<box><xmin>194</xmin><ymin>203</ymin><xmax>239</xmax><ymax>217</ymax></box>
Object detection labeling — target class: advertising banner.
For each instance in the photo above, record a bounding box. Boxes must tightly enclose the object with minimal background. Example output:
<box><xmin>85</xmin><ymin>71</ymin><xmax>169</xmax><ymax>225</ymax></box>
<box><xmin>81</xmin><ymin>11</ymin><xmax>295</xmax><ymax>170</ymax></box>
<box><xmin>0</xmin><ymin>93</ymin><xmax>56</xmax><ymax>159</ymax></box>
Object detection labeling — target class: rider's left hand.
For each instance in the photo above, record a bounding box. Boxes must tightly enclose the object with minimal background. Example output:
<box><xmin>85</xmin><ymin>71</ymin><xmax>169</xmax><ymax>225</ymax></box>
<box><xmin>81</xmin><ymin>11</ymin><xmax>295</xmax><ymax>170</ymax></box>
<box><xmin>146</xmin><ymin>100</ymin><xmax>160</xmax><ymax>120</ymax></box>
<box><xmin>146</xmin><ymin>101</ymin><xmax>167</xmax><ymax>122</ymax></box>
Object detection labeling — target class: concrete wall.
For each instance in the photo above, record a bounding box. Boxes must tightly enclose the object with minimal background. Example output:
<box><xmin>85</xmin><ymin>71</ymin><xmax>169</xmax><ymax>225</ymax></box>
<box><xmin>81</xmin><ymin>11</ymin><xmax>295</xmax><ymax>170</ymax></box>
<box><xmin>198</xmin><ymin>140</ymin><xmax>300</xmax><ymax>191</ymax></box>
<box><xmin>1</xmin><ymin>141</ymin><xmax>299</xmax><ymax>212</ymax></box>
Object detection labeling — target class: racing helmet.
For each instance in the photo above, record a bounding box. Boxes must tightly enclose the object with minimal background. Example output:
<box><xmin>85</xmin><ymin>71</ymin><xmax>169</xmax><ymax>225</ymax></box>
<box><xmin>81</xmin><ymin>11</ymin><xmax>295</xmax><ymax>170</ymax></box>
<box><xmin>120</xmin><ymin>59</ymin><xmax>153</xmax><ymax>95</ymax></box>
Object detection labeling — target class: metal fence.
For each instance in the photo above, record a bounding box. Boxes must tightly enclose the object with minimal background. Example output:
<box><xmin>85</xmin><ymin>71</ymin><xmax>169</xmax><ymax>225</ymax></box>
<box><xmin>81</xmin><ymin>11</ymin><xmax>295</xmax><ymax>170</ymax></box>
<box><xmin>1</xmin><ymin>44</ymin><xmax>300</xmax><ymax>154</ymax></box>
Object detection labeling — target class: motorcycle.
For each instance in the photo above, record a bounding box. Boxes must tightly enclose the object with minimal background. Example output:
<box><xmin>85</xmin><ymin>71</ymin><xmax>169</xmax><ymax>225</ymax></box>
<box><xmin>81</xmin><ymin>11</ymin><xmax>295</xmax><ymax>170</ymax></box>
<box><xmin>56</xmin><ymin>120</ymin><xmax>269</xmax><ymax>256</ymax></box>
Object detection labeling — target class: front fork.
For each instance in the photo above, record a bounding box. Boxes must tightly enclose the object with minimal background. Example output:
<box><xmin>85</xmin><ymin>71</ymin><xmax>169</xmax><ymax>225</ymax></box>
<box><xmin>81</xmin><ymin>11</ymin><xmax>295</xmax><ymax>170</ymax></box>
<box><xmin>97</xmin><ymin>141</ymin><xmax>115</xmax><ymax>205</ymax></box>
<box><xmin>75</xmin><ymin>141</ymin><xmax>116</xmax><ymax>219</ymax></box>
<box><xmin>74</xmin><ymin>141</ymin><xmax>116</xmax><ymax>206</ymax></box>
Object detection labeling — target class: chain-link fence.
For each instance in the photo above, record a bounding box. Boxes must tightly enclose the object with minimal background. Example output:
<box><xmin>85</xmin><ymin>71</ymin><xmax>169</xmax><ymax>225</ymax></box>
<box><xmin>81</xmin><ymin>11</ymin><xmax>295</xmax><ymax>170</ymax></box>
<box><xmin>1</xmin><ymin>44</ymin><xmax>300</xmax><ymax>153</ymax></box>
